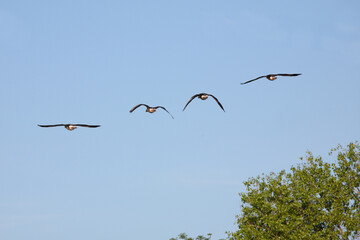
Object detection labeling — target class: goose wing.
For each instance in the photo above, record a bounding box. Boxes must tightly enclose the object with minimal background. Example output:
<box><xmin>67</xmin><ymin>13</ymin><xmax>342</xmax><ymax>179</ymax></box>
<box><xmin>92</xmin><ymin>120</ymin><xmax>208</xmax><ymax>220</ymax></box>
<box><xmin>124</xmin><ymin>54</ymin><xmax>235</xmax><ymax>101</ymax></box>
<box><xmin>276</xmin><ymin>73</ymin><xmax>302</xmax><ymax>77</ymax></box>
<box><xmin>155</xmin><ymin>106</ymin><xmax>174</xmax><ymax>119</ymax></box>
<box><xmin>129</xmin><ymin>104</ymin><xmax>150</xmax><ymax>113</ymax></box>
<box><xmin>182</xmin><ymin>94</ymin><xmax>202</xmax><ymax>111</ymax></box>
<box><xmin>73</xmin><ymin>124</ymin><xmax>101</xmax><ymax>128</ymax></box>
<box><xmin>38</xmin><ymin>124</ymin><xmax>66</xmax><ymax>128</ymax></box>
<box><xmin>241</xmin><ymin>75</ymin><xmax>267</xmax><ymax>85</ymax></box>
<box><xmin>208</xmin><ymin>94</ymin><xmax>225</xmax><ymax>112</ymax></box>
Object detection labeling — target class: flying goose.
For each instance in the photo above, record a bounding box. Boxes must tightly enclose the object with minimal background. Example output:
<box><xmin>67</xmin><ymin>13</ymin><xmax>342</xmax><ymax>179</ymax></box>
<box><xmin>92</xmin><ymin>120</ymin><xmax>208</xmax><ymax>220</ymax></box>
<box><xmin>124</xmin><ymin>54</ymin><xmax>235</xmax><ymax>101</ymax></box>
<box><xmin>183</xmin><ymin>93</ymin><xmax>225</xmax><ymax>112</ymax></box>
<box><xmin>38</xmin><ymin>124</ymin><xmax>101</xmax><ymax>131</ymax></box>
<box><xmin>129</xmin><ymin>104</ymin><xmax>174</xmax><ymax>119</ymax></box>
<box><xmin>241</xmin><ymin>73</ymin><xmax>302</xmax><ymax>85</ymax></box>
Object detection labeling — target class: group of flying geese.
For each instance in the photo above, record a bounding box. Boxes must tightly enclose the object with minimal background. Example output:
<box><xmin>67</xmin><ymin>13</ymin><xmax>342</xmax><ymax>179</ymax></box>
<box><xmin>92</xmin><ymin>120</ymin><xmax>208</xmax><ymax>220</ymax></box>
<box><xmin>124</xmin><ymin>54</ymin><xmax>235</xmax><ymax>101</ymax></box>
<box><xmin>38</xmin><ymin>73</ymin><xmax>301</xmax><ymax>131</ymax></box>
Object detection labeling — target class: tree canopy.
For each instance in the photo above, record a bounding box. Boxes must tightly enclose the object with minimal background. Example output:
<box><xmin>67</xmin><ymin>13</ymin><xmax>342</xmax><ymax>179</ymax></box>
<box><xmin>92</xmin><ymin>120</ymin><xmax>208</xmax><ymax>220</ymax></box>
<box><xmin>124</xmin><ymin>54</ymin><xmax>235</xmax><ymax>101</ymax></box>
<box><xmin>229</xmin><ymin>142</ymin><xmax>360</xmax><ymax>239</ymax></box>
<box><xmin>169</xmin><ymin>233</ymin><xmax>215</xmax><ymax>240</ymax></box>
<box><xmin>170</xmin><ymin>142</ymin><xmax>360</xmax><ymax>240</ymax></box>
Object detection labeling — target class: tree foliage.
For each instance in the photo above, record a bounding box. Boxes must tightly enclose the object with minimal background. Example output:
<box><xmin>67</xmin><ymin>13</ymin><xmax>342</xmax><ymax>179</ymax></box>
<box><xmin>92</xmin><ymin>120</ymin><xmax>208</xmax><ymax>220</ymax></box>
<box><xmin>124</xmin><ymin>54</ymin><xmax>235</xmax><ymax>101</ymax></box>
<box><xmin>169</xmin><ymin>233</ymin><xmax>214</xmax><ymax>240</ymax></box>
<box><xmin>229</xmin><ymin>142</ymin><xmax>360</xmax><ymax>239</ymax></box>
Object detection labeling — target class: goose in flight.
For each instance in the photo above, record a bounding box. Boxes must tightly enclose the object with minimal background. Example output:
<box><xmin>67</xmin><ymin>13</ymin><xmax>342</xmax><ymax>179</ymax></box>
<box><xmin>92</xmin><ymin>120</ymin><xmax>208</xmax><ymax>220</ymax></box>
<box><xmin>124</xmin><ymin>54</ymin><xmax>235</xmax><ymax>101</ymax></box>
<box><xmin>241</xmin><ymin>73</ymin><xmax>302</xmax><ymax>85</ymax></box>
<box><xmin>129</xmin><ymin>104</ymin><xmax>174</xmax><ymax>119</ymax></box>
<box><xmin>38</xmin><ymin>124</ymin><xmax>101</xmax><ymax>131</ymax></box>
<box><xmin>183</xmin><ymin>93</ymin><xmax>225</xmax><ymax>112</ymax></box>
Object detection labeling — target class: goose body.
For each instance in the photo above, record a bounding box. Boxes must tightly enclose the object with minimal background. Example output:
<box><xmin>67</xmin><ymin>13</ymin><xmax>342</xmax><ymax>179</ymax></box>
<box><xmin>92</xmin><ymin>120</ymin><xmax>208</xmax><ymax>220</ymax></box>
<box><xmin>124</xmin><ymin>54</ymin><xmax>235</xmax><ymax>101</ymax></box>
<box><xmin>130</xmin><ymin>104</ymin><xmax>174</xmax><ymax>119</ymax></box>
<box><xmin>183</xmin><ymin>93</ymin><xmax>225</xmax><ymax>112</ymax></box>
<box><xmin>241</xmin><ymin>73</ymin><xmax>302</xmax><ymax>85</ymax></box>
<box><xmin>38</xmin><ymin>124</ymin><xmax>101</xmax><ymax>131</ymax></box>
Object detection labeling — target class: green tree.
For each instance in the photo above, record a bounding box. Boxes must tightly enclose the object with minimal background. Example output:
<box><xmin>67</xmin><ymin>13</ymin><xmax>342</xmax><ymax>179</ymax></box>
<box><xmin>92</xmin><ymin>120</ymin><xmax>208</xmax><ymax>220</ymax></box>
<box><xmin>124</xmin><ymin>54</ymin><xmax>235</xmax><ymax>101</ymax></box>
<box><xmin>169</xmin><ymin>233</ymin><xmax>214</xmax><ymax>240</ymax></box>
<box><xmin>229</xmin><ymin>142</ymin><xmax>360</xmax><ymax>240</ymax></box>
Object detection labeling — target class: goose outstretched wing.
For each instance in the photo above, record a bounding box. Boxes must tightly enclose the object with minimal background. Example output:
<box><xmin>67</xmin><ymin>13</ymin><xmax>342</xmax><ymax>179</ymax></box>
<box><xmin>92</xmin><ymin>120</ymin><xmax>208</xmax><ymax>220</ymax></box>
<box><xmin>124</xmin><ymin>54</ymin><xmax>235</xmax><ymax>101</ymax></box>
<box><xmin>276</xmin><ymin>73</ymin><xmax>302</xmax><ymax>77</ymax></box>
<box><xmin>155</xmin><ymin>106</ymin><xmax>174</xmax><ymax>119</ymax></box>
<box><xmin>182</xmin><ymin>94</ymin><xmax>202</xmax><ymax>111</ymax></box>
<box><xmin>74</xmin><ymin>124</ymin><xmax>101</xmax><ymax>128</ymax></box>
<box><xmin>208</xmin><ymin>94</ymin><xmax>225</xmax><ymax>112</ymax></box>
<box><xmin>38</xmin><ymin>124</ymin><xmax>66</xmax><ymax>128</ymax></box>
<box><xmin>130</xmin><ymin>104</ymin><xmax>150</xmax><ymax>113</ymax></box>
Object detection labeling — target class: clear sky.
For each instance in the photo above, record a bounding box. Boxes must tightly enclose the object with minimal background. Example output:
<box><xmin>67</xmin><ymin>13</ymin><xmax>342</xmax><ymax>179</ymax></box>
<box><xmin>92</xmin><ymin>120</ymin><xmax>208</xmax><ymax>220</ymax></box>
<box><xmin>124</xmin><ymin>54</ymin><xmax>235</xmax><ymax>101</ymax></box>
<box><xmin>1</xmin><ymin>1</ymin><xmax>359</xmax><ymax>239</ymax></box>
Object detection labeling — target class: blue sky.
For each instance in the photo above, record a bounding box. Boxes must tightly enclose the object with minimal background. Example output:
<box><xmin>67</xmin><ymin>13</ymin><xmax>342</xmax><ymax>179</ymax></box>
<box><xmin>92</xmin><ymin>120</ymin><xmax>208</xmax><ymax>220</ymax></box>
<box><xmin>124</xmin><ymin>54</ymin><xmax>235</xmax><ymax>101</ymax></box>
<box><xmin>1</xmin><ymin>1</ymin><xmax>359</xmax><ymax>239</ymax></box>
